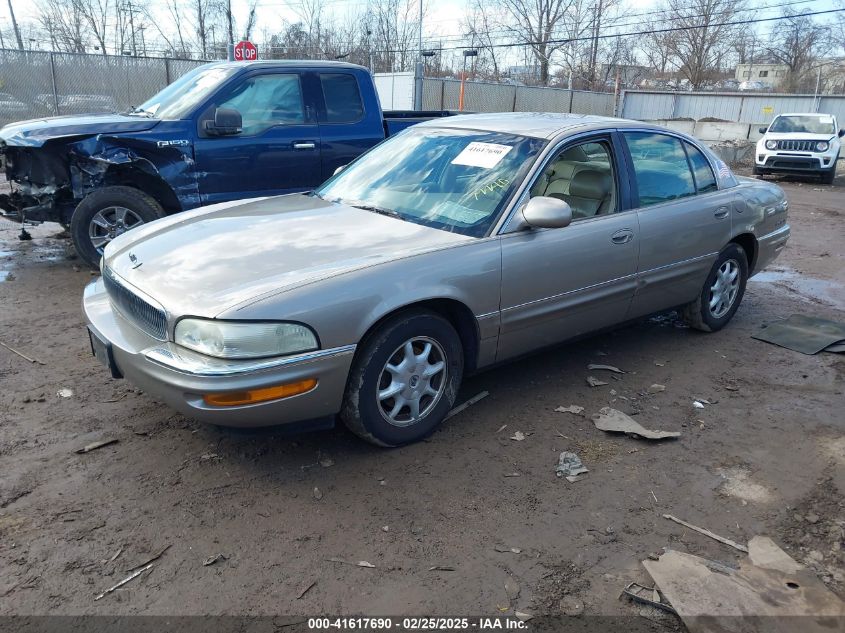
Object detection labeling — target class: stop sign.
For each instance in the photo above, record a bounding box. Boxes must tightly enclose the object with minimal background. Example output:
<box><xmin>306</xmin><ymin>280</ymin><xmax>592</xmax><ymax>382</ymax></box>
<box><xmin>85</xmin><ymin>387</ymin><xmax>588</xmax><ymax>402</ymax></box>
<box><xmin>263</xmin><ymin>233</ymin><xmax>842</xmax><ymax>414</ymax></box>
<box><xmin>233</xmin><ymin>40</ymin><xmax>257</xmax><ymax>61</ymax></box>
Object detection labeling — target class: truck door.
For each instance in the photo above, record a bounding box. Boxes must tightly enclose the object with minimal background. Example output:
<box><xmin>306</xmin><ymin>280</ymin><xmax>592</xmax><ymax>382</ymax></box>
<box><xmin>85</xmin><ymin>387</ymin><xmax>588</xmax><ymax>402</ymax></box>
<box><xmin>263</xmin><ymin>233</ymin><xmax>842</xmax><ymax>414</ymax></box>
<box><xmin>194</xmin><ymin>70</ymin><xmax>322</xmax><ymax>205</ymax></box>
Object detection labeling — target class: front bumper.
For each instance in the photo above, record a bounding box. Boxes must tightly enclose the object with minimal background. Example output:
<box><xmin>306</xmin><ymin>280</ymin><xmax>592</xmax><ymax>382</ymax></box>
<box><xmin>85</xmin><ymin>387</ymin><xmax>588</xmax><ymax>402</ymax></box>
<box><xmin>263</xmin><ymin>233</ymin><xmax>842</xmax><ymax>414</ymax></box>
<box><xmin>83</xmin><ymin>278</ymin><xmax>356</xmax><ymax>428</ymax></box>
<box><xmin>755</xmin><ymin>151</ymin><xmax>836</xmax><ymax>173</ymax></box>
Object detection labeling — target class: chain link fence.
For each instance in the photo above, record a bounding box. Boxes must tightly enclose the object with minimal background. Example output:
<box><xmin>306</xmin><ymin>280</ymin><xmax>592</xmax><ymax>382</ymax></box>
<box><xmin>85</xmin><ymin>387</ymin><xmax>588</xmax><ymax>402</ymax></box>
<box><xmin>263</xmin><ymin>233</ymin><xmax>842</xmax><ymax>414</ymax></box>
<box><xmin>0</xmin><ymin>48</ymin><xmax>206</xmax><ymax>124</ymax></box>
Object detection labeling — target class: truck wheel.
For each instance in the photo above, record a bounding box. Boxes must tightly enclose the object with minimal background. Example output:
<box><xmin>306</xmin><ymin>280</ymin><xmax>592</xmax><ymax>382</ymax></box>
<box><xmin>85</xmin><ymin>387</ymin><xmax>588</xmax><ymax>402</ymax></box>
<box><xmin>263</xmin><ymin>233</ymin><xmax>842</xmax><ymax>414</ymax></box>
<box><xmin>71</xmin><ymin>186</ymin><xmax>165</xmax><ymax>268</ymax></box>
<box><xmin>341</xmin><ymin>310</ymin><xmax>464</xmax><ymax>447</ymax></box>
<box><xmin>752</xmin><ymin>165</ymin><xmax>763</xmax><ymax>176</ymax></box>
<box><xmin>682</xmin><ymin>244</ymin><xmax>748</xmax><ymax>333</ymax></box>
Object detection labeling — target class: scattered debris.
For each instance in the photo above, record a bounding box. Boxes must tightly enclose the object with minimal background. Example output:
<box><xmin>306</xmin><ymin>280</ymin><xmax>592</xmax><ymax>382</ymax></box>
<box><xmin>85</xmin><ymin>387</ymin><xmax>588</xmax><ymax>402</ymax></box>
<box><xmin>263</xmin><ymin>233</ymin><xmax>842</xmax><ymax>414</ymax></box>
<box><xmin>296</xmin><ymin>580</ymin><xmax>317</xmax><ymax>599</ymax></box>
<box><xmin>692</xmin><ymin>401</ymin><xmax>705</xmax><ymax>409</ymax></box>
<box><xmin>0</xmin><ymin>341</ymin><xmax>46</xmax><ymax>365</ymax></box>
<box><xmin>127</xmin><ymin>545</ymin><xmax>171</xmax><ymax>572</ymax></box>
<box><xmin>587</xmin><ymin>363</ymin><xmax>625</xmax><ymax>374</ymax></box>
<box><xmin>106</xmin><ymin>547</ymin><xmax>123</xmax><ymax>563</ymax></box>
<box><xmin>429</xmin><ymin>565</ymin><xmax>456</xmax><ymax>571</ymax></box>
<box><xmin>654</xmin><ymin>360</ymin><xmax>666</xmax><ymax>367</ymax></box>
<box><xmin>647</xmin><ymin>384</ymin><xmax>666</xmax><ymax>394</ymax></box>
<box><xmin>313</xmin><ymin>487</ymin><xmax>323</xmax><ymax>500</ymax></box>
<box><xmin>319</xmin><ymin>457</ymin><xmax>334</xmax><ymax>468</ymax></box>
<box><xmin>74</xmin><ymin>439</ymin><xmax>119</xmax><ymax>454</ymax></box>
<box><xmin>494</xmin><ymin>545</ymin><xmax>522</xmax><ymax>554</ymax></box>
<box><xmin>503</xmin><ymin>472</ymin><xmax>521</xmax><ymax>478</ymax></box>
<box><xmin>621</xmin><ymin>581</ymin><xmax>677</xmax><ymax>615</ymax></box>
<box><xmin>555</xmin><ymin>405</ymin><xmax>584</xmax><ymax>415</ymax></box>
<box><xmin>591</xmin><ymin>407</ymin><xmax>680</xmax><ymax>440</ymax></box>
<box><xmin>650</xmin><ymin>490</ymin><xmax>658</xmax><ymax>503</ymax></box>
<box><xmin>504</xmin><ymin>576</ymin><xmax>520</xmax><ymax>601</ymax></box>
<box><xmin>586</xmin><ymin>376</ymin><xmax>608</xmax><ymax>387</ymax></box>
<box><xmin>94</xmin><ymin>563</ymin><xmax>154</xmax><ymax>601</ymax></box>
<box><xmin>326</xmin><ymin>558</ymin><xmax>375</xmax><ymax>568</ymax></box>
<box><xmin>752</xmin><ymin>314</ymin><xmax>845</xmax><ymax>355</ymax></box>
<box><xmin>662</xmin><ymin>514</ymin><xmax>748</xmax><ymax>553</ymax></box>
<box><xmin>514</xmin><ymin>611</ymin><xmax>533</xmax><ymax>622</ymax></box>
<box><xmin>509</xmin><ymin>431</ymin><xmax>526</xmax><ymax>441</ymax></box>
<box><xmin>643</xmin><ymin>537</ymin><xmax>845</xmax><ymax>629</ymax></box>
<box><xmin>203</xmin><ymin>553</ymin><xmax>226</xmax><ymax>566</ymax></box>
<box><xmin>495</xmin><ymin>424</ymin><xmax>507</xmax><ymax>433</ymax></box>
<box><xmin>56</xmin><ymin>387</ymin><xmax>73</xmax><ymax>398</ymax></box>
<box><xmin>555</xmin><ymin>451</ymin><xmax>588</xmax><ymax>482</ymax></box>
<box><xmin>382</xmin><ymin>525</ymin><xmax>389</xmax><ymax>532</ymax></box>
<box><xmin>444</xmin><ymin>391</ymin><xmax>489</xmax><ymax>421</ymax></box>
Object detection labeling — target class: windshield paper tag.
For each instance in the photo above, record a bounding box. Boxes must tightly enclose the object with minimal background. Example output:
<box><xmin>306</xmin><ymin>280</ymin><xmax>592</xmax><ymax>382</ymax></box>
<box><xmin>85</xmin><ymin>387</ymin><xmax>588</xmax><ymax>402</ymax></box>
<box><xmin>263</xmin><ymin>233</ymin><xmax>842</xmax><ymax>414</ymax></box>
<box><xmin>819</xmin><ymin>116</ymin><xmax>833</xmax><ymax>124</ymax></box>
<box><xmin>452</xmin><ymin>142</ymin><xmax>513</xmax><ymax>168</ymax></box>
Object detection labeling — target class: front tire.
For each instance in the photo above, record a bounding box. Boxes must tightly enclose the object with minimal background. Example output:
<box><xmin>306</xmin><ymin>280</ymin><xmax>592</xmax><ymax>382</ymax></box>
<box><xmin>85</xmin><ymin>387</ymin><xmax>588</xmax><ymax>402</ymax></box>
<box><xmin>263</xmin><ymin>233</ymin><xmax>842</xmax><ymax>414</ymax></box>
<box><xmin>682</xmin><ymin>244</ymin><xmax>748</xmax><ymax>332</ymax></box>
<box><xmin>71</xmin><ymin>186</ymin><xmax>165</xmax><ymax>268</ymax></box>
<box><xmin>819</xmin><ymin>159</ymin><xmax>837</xmax><ymax>185</ymax></box>
<box><xmin>341</xmin><ymin>310</ymin><xmax>464</xmax><ymax>447</ymax></box>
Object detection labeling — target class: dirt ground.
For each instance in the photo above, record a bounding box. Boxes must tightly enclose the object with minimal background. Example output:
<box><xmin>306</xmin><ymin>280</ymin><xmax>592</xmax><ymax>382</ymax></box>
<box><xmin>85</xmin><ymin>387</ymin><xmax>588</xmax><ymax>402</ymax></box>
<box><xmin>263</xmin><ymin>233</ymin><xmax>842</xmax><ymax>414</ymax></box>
<box><xmin>0</xmin><ymin>169</ymin><xmax>843</xmax><ymax>627</ymax></box>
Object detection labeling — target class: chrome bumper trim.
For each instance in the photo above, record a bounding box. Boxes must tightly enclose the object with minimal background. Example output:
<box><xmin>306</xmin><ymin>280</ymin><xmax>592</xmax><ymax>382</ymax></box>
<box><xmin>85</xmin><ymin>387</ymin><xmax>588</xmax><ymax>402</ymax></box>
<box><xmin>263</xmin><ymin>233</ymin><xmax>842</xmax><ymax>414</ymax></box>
<box><xmin>144</xmin><ymin>343</ymin><xmax>357</xmax><ymax>377</ymax></box>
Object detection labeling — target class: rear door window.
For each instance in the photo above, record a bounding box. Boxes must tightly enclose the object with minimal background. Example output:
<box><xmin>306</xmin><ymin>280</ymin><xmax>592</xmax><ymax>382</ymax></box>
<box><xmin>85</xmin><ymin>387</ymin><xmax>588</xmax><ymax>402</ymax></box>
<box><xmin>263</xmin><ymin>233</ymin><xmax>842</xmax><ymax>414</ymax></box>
<box><xmin>218</xmin><ymin>73</ymin><xmax>305</xmax><ymax>135</ymax></box>
<box><xmin>320</xmin><ymin>73</ymin><xmax>364</xmax><ymax>123</ymax></box>
<box><xmin>684</xmin><ymin>142</ymin><xmax>718</xmax><ymax>193</ymax></box>
<box><xmin>623</xmin><ymin>132</ymin><xmax>696</xmax><ymax>206</ymax></box>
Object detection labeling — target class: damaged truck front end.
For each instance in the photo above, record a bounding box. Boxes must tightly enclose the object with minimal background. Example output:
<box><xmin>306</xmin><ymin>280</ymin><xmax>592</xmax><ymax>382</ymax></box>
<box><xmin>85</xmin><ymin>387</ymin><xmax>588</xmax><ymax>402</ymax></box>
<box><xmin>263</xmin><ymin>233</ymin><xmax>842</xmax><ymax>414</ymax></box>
<box><xmin>0</xmin><ymin>116</ymin><xmax>198</xmax><ymax>265</ymax></box>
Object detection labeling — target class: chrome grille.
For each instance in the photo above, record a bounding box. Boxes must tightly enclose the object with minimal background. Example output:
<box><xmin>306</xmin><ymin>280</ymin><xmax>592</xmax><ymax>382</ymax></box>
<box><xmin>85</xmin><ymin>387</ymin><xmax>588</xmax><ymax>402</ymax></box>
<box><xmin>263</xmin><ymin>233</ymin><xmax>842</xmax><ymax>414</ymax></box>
<box><xmin>775</xmin><ymin>140</ymin><xmax>817</xmax><ymax>152</ymax></box>
<box><xmin>103</xmin><ymin>267</ymin><xmax>167</xmax><ymax>340</ymax></box>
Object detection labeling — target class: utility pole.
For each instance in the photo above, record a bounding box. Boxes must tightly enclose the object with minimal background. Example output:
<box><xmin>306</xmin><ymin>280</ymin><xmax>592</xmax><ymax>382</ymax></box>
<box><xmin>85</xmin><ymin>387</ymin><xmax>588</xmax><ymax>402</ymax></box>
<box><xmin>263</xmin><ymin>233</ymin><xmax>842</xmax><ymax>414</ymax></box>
<box><xmin>6</xmin><ymin>0</ymin><xmax>23</xmax><ymax>50</ymax></box>
<box><xmin>226</xmin><ymin>0</ymin><xmax>234</xmax><ymax>60</ymax></box>
<box><xmin>138</xmin><ymin>24</ymin><xmax>146</xmax><ymax>56</ymax></box>
<box><xmin>127</xmin><ymin>0</ymin><xmax>137</xmax><ymax>56</ymax></box>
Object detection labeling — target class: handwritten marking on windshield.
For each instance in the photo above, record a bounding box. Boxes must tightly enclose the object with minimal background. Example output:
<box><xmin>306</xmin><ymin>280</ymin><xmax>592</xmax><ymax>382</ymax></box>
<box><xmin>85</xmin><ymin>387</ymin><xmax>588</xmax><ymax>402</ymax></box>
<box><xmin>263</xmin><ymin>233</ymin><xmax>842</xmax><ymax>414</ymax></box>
<box><xmin>472</xmin><ymin>178</ymin><xmax>510</xmax><ymax>200</ymax></box>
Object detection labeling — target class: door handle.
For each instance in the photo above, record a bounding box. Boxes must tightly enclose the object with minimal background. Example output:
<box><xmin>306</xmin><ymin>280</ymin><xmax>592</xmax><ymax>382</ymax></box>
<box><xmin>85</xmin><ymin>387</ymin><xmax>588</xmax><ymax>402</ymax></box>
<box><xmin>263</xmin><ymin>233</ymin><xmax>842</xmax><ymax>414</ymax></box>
<box><xmin>611</xmin><ymin>229</ymin><xmax>634</xmax><ymax>244</ymax></box>
<box><xmin>714</xmin><ymin>206</ymin><xmax>730</xmax><ymax>219</ymax></box>
<box><xmin>293</xmin><ymin>141</ymin><xmax>316</xmax><ymax>150</ymax></box>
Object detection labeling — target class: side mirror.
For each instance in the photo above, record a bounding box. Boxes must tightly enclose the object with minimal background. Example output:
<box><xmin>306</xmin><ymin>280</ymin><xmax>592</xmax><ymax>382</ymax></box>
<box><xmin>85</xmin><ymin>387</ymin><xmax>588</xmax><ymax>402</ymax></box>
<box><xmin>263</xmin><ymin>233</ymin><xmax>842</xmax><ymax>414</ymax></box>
<box><xmin>758</xmin><ymin>126</ymin><xmax>768</xmax><ymax>134</ymax></box>
<box><xmin>838</xmin><ymin>129</ymin><xmax>844</xmax><ymax>138</ymax></box>
<box><xmin>333</xmin><ymin>165</ymin><xmax>347</xmax><ymax>176</ymax></box>
<box><xmin>205</xmin><ymin>107</ymin><xmax>242</xmax><ymax>136</ymax></box>
<box><xmin>521</xmin><ymin>196</ymin><xmax>572</xmax><ymax>229</ymax></box>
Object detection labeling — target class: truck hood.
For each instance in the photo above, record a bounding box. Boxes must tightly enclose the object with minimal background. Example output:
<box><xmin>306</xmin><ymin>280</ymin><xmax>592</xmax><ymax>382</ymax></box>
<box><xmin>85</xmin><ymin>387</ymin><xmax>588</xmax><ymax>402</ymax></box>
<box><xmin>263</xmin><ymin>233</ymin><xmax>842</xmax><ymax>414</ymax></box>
<box><xmin>105</xmin><ymin>194</ymin><xmax>472</xmax><ymax>318</ymax></box>
<box><xmin>0</xmin><ymin>114</ymin><xmax>161</xmax><ymax>147</ymax></box>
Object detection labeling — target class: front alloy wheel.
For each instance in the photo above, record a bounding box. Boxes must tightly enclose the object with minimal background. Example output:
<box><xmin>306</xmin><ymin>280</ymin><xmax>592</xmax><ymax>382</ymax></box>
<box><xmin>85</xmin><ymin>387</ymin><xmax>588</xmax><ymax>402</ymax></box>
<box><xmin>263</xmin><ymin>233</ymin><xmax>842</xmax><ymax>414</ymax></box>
<box><xmin>341</xmin><ymin>310</ymin><xmax>464</xmax><ymax>447</ymax></box>
<box><xmin>377</xmin><ymin>337</ymin><xmax>447</xmax><ymax>427</ymax></box>
<box><xmin>89</xmin><ymin>206</ymin><xmax>145</xmax><ymax>252</ymax></box>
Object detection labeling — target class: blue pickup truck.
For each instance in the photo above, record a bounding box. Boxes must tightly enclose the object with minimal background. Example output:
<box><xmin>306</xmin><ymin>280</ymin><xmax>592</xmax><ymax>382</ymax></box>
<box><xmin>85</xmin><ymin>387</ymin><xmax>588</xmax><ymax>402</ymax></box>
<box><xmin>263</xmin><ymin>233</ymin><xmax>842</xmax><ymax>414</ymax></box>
<box><xmin>0</xmin><ymin>60</ymin><xmax>453</xmax><ymax>266</ymax></box>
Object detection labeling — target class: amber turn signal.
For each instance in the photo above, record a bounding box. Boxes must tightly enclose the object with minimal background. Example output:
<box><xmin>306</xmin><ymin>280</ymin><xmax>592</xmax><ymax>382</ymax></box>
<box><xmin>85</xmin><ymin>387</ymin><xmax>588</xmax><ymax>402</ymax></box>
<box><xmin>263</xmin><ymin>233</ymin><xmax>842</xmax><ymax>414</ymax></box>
<box><xmin>203</xmin><ymin>378</ymin><xmax>318</xmax><ymax>407</ymax></box>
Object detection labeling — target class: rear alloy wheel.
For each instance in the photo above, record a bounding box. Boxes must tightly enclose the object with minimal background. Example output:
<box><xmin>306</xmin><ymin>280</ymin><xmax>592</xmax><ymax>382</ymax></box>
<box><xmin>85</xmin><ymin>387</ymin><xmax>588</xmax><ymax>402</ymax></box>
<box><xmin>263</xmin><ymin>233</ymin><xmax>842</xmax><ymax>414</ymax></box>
<box><xmin>683</xmin><ymin>244</ymin><xmax>748</xmax><ymax>332</ymax></box>
<box><xmin>341</xmin><ymin>310</ymin><xmax>463</xmax><ymax>446</ymax></box>
<box><xmin>71</xmin><ymin>186</ymin><xmax>165</xmax><ymax>268</ymax></box>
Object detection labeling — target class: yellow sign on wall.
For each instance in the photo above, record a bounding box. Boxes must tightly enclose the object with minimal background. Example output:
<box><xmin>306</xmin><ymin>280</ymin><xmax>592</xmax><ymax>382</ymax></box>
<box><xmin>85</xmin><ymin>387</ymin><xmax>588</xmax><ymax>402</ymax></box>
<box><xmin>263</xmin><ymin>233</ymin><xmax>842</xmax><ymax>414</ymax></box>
<box><xmin>762</xmin><ymin>106</ymin><xmax>774</xmax><ymax>115</ymax></box>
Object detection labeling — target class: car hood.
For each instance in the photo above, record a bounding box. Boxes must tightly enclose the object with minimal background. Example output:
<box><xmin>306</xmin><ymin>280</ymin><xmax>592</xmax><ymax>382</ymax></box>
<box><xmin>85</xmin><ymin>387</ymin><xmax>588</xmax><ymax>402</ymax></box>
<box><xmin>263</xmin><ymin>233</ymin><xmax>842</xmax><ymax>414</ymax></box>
<box><xmin>105</xmin><ymin>194</ymin><xmax>473</xmax><ymax>318</ymax></box>
<box><xmin>761</xmin><ymin>132</ymin><xmax>836</xmax><ymax>141</ymax></box>
<box><xmin>0</xmin><ymin>113</ymin><xmax>161</xmax><ymax>148</ymax></box>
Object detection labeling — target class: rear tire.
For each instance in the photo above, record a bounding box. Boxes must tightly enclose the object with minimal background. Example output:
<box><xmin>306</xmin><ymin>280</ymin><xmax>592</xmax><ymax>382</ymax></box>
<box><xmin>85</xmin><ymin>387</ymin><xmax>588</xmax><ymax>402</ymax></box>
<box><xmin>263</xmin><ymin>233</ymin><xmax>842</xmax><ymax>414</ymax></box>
<box><xmin>682</xmin><ymin>244</ymin><xmax>748</xmax><ymax>332</ymax></box>
<box><xmin>71</xmin><ymin>186</ymin><xmax>165</xmax><ymax>268</ymax></box>
<box><xmin>341</xmin><ymin>310</ymin><xmax>464</xmax><ymax>447</ymax></box>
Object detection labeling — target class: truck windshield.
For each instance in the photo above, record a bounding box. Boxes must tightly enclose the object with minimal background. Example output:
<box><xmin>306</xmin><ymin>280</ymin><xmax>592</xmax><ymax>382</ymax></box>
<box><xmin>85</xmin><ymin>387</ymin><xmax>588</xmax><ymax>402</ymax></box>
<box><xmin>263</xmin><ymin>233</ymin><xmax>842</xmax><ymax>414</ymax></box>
<box><xmin>132</xmin><ymin>65</ymin><xmax>239</xmax><ymax>119</ymax></box>
<box><xmin>316</xmin><ymin>127</ymin><xmax>546</xmax><ymax>237</ymax></box>
<box><xmin>769</xmin><ymin>115</ymin><xmax>835</xmax><ymax>135</ymax></box>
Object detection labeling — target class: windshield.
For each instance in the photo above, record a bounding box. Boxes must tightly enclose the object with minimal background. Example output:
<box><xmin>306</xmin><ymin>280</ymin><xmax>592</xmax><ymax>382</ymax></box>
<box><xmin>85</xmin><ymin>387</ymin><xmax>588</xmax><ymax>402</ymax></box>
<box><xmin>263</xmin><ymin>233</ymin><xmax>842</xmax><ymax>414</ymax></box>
<box><xmin>316</xmin><ymin>128</ymin><xmax>546</xmax><ymax>237</ymax></box>
<box><xmin>133</xmin><ymin>65</ymin><xmax>239</xmax><ymax>119</ymax></box>
<box><xmin>769</xmin><ymin>115</ymin><xmax>835</xmax><ymax>135</ymax></box>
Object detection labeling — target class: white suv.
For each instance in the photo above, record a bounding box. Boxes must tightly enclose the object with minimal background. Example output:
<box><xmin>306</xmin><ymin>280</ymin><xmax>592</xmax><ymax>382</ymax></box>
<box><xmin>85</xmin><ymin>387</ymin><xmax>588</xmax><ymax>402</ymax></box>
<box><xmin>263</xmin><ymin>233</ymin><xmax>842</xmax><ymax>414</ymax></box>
<box><xmin>755</xmin><ymin>113</ymin><xmax>842</xmax><ymax>184</ymax></box>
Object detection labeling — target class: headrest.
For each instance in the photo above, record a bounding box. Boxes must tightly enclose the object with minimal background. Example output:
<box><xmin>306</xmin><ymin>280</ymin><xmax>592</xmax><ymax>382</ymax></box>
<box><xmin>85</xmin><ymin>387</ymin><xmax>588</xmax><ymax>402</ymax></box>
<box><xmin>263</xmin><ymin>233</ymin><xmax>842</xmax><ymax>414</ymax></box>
<box><xmin>569</xmin><ymin>170</ymin><xmax>611</xmax><ymax>199</ymax></box>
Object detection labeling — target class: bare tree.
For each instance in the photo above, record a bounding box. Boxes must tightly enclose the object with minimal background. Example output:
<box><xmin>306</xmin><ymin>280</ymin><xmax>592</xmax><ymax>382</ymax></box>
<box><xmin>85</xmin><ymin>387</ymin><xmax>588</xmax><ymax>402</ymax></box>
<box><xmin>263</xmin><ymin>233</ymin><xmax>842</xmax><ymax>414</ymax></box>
<box><xmin>36</xmin><ymin>0</ymin><xmax>89</xmax><ymax>52</ymax></box>
<box><xmin>461</xmin><ymin>0</ymin><xmax>504</xmax><ymax>80</ymax></box>
<box><xmin>765</xmin><ymin>9</ymin><xmax>831</xmax><ymax>93</ymax></box>
<box><xmin>659</xmin><ymin>0</ymin><xmax>747</xmax><ymax>89</ymax></box>
<box><xmin>73</xmin><ymin>0</ymin><xmax>111</xmax><ymax>54</ymax></box>
<box><xmin>497</xmin><ymin>0</ymin><xmax>575</xmax><ymax>85</ymax></box>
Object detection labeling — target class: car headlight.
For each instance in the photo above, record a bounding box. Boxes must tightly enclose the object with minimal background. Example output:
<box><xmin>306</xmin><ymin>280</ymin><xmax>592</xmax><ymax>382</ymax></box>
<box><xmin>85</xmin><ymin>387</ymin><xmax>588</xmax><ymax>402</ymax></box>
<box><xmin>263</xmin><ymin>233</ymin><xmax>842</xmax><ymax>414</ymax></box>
<box><xmin>765</xmin><ymin>140</ymin><xmax>777</xmax><ymax>150</ymax></box>
<box><xmin>174</xmin><ymin>319</ymin><xmax>318</xmax><ymax>359</ymax></box>
<box><xmin>816</xmin><ymin>141</ymin><xmax>829</xmax><ymax>152</ymax></box>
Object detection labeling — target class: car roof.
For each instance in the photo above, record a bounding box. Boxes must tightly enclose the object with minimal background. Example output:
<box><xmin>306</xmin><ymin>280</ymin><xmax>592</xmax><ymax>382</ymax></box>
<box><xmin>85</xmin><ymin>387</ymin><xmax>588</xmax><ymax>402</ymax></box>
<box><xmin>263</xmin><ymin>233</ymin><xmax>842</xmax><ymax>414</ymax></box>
<box><xmin>776</xmin><ymin>113</ymin><xmax>835</xmax><ymax>117</ymax></box>
<box><xmin>415</xmin><ymin>112</ymin><xmax>656</xmax><ymax>139</ymax></box>
<box><xmin>203</xmin><ymin>59</ymin><xmax>368</xmax><ymax>72</ymax></box>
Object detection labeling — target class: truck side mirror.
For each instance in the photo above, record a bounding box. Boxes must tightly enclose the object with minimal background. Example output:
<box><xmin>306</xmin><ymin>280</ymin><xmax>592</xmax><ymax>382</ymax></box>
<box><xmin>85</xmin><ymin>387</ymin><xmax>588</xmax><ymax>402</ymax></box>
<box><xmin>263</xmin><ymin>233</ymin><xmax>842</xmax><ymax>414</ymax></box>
<box><xmin>205</xmin><ymin>107</ymin><xmax>242</xmax><ymax>136</ymax></box>
<box><xmin>758</xmin><ymin>126</ymin><xmax>768</xmax><ymax>134</ymax></box>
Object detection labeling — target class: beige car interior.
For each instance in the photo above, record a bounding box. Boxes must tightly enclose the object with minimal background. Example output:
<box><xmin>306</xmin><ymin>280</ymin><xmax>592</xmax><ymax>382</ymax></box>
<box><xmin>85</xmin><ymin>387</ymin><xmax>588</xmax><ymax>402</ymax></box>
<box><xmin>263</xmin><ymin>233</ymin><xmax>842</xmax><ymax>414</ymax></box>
<box><xmin>530</xmin><ymin>142</ymin><xmax>617</xmax><ymax>219</ymax></box>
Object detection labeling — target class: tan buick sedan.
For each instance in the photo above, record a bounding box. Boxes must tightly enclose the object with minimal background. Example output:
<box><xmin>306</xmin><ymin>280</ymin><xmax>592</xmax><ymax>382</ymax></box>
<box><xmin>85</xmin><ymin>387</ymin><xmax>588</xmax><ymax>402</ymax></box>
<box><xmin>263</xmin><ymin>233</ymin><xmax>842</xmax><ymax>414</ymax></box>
<box><xmin>84</xmin><ymin>113</ymin><xmax>790</xmax><ymax>446</ymax></box>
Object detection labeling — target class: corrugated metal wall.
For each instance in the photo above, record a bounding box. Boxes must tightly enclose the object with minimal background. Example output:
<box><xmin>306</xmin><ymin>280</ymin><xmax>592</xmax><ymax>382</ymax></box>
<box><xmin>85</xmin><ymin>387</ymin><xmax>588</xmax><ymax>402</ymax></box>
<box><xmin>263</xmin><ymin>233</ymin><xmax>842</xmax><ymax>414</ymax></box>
<box><xmin>622</xmin><ymin>90</ymin><xmax>845</xmax><ymax>124</ymax></box>
<box><xmin>422</xmin><ymin>78</ymin><xmax>615</xmax><ymax>116</ymax></box>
